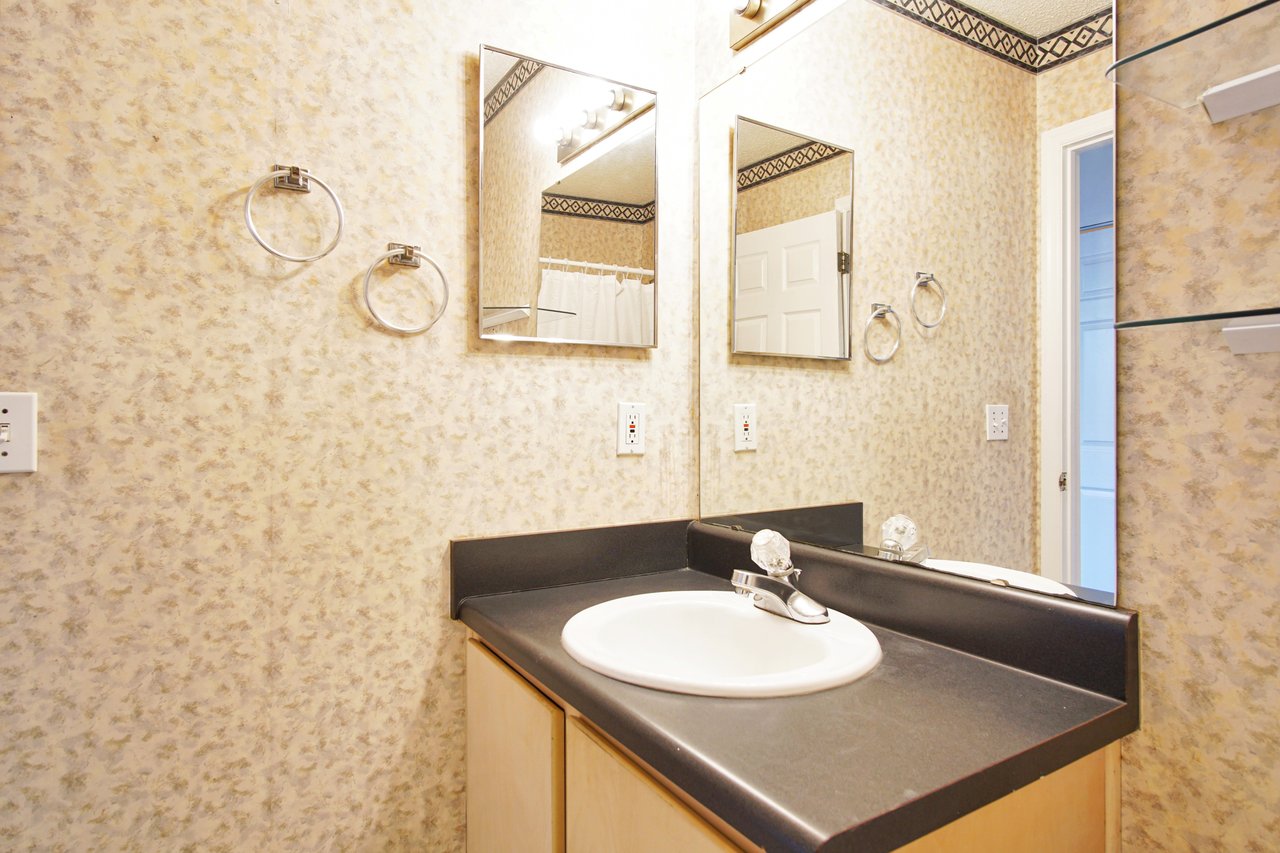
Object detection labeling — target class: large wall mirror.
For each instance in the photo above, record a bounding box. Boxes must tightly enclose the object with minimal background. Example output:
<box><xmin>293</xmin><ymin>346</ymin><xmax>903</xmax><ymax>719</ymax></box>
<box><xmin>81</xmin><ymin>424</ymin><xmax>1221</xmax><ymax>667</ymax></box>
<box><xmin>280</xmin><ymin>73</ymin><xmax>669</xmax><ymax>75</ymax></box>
<box><xmin>733</xmin><ymin>118</ymin><xmax>853</xmax><ymax>359</ymax></box>
<box><xmin>698</xmin><ymin>0</ymin><xmax>1117</xmax><ymax>603</ymax></box>
<box><xmin>480</xmin><ymin>45</ymin><xmax>658</xmax><ymax>347</ymax></box>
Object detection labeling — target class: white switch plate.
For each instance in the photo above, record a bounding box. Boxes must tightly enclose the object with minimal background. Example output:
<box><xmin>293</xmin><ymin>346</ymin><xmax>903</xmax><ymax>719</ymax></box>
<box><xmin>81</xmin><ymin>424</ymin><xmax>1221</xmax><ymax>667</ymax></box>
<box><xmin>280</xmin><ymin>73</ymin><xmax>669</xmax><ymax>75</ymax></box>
<box><xmin>733</xmin><ymin>403</ymin><xmax>758</xmax><ymax>452</ymax></box>
<box><xmin>0</xmin><ymin>392</ymin><xmax>38</xmax><ymax>473</ymax></box>
<box><xmin>617</xmin><ymin>402</ymin><xmax>645</xmax><ymax>455</ymax></box>
<box><xmin>985</xmin><ymin>404</ymin><xmax>1009</xmax><ymax>441</ymax></box>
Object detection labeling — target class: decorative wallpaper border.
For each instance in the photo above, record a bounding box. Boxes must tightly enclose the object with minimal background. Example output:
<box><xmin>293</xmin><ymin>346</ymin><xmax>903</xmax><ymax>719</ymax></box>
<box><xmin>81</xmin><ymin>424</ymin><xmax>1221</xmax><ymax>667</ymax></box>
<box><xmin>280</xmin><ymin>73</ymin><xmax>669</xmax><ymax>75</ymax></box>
<box><xmin>866</xmin><ymin>0</ymin><xmax>1112</xmax><ymax>73</ymax></box>
<box><xmin>541</xmin><ymin>193</ymin><xmax>656</xmax><ymax>224</ymax></box>
<box><xmin>737</xmin><ymin>141</ymin><xmax>847</xmax><ymax>191</ymax></box>
<box><xmin>1036</xmin><ymin>10</ymin><xmax>1113</xmax><ymax>72</ymax></box>
<box><xmin>484</xmin><ymin>58</ymin><xmax>544</xmax><ymax>124</ymax></box>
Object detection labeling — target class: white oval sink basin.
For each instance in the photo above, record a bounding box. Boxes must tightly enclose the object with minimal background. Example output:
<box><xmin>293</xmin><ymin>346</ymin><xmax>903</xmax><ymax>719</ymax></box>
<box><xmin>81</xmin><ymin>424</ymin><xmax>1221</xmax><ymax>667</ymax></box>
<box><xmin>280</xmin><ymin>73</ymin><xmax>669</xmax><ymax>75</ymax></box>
<box><xmin>561</xmin><ymin>590</ymin><xmax>881</xmax><ymax>698</ymax></box>
<box><xmin>922</xmin><ymin>559</ymin><xmax>1076</xmax><ymax>597</ymax></box>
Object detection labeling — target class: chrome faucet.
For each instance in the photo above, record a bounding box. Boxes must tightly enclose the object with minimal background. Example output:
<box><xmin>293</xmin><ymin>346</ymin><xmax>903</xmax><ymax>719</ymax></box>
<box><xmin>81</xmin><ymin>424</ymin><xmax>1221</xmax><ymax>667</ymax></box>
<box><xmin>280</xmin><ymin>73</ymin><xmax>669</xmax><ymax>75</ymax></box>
<box><xmin>731</xmin><ymin>529</ymin><xmax>830</xmax><ymax>624</ymax></box>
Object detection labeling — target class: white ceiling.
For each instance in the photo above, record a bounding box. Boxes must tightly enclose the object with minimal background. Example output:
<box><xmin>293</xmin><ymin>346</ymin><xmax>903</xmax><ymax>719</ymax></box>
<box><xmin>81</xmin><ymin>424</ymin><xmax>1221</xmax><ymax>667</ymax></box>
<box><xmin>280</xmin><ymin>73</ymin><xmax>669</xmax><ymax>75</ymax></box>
<box><xmin>736</xmin><ymin>120</ymin><xmax>816</xmax><ymax>169</ymax></box>
<box><xmin>962</xmin><ymin>0</ymin><xmax>1110</xmax><ymax>39</ymax></box>
<box><xmin>482</xmin><ymin>50</ymin><xmax>520</xmax><ymax>98</ymax></box>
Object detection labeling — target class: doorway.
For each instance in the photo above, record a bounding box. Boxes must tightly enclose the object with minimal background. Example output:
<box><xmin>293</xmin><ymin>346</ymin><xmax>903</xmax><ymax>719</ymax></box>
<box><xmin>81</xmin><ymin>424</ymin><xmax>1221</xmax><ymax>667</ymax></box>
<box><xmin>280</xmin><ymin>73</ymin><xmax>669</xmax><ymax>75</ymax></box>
<box><xmin>1039</xmin><ymin>111</ymin><xmax>1116</xmax><ymax>594</ymax></box>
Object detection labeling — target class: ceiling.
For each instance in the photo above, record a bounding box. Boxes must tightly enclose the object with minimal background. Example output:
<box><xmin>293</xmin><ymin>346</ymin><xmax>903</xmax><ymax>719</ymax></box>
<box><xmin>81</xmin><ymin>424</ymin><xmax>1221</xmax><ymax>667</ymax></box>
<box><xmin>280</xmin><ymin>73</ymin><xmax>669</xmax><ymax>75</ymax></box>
<box><xmin>736</xmin><ymin>120</ymin><xmax>816</xmax><ymax>169</ymax></box>
<box><xmin>961</xmin><ymin>0</ymin><xmax>1110</xmax><ymax>39</ymax></box>
<box><xmin>482</xmin><ymin>51</ymin><xmax>520</xmax><ymax>97</ymax></box>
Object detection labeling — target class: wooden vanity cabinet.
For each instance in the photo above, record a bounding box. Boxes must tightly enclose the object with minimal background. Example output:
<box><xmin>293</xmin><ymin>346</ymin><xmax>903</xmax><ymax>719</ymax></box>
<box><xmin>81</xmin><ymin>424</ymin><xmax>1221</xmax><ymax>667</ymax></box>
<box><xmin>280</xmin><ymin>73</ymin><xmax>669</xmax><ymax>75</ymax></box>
<box><xmin>466</xmin><ymin>640</ymin><xmax>565</xmax><ymax>852</ymax></box>
<box><xmin>465</xmin><ymin>637</ymin><xmax>1116</xmax><ymax>853</ymax></box>
<box><xmin>567</xmin><ymin>716</ymin><xmax>740</xmax><ymax>852</ymax></box>
<box><xmin>466</xmin><ymin>639</ymin><xmax>740</xmax><ymax>853</ymax></box>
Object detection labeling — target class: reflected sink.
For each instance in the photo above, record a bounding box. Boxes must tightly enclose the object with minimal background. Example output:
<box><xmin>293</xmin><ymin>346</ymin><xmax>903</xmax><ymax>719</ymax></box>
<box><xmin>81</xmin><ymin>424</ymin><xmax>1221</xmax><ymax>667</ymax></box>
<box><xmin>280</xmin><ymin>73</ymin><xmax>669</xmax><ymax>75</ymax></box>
<box><xmin>561</xmin><ymin>590</ymin><xmax>881</xmax><ymax>698</ymax></box>
<box><xmin>922</xmin><ymin>559</ymin><xmax>1076</xmax><ymax>597</ymax></box>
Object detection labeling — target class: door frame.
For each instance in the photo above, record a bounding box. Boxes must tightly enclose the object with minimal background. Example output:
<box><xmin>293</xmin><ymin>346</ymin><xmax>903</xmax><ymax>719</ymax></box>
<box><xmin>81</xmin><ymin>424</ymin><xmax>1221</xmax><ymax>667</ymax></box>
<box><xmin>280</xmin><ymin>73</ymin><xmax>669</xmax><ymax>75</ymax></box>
<box><xmin>1038</xmin><ymin>110</ymin><xmax>1113</xmax><ymax>585</ymax></box>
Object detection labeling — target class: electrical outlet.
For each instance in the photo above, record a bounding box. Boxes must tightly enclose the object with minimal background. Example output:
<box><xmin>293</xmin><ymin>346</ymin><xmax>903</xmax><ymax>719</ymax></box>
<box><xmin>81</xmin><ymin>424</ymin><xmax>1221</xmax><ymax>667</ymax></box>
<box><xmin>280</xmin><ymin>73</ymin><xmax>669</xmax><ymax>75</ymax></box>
<box><xmin>0</xmin><ymin>392</ymin><xmax>38</xmax><ymax>474</ymax></box>
<box><xmin>985</xmin><ymin>404</ymin><xmax>1009</xmax><ymax>441</ymax></box>
<box><xmin>616</xmin><ymin>402</ymin><xmax>645</xmax><ymax>455</ymax></box>
<box><xmin>733</xmin><ymin>403</ymin><xmax>758</xmax><ymax>452</ymax></box>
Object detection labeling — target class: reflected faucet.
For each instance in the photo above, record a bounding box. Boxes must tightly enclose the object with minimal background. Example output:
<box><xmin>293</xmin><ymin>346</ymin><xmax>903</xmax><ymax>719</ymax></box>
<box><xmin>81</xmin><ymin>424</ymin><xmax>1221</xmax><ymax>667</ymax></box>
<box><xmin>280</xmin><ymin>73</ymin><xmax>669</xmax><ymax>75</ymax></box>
<box><xmin>731</xmin><ymin>529</ymin><xmax>830</xmax><ymax>624</ymax></box>
<box><xmin>878</xmin><ymin>514</ymin><xmax>930</xmax><ymax>563</ymax></box>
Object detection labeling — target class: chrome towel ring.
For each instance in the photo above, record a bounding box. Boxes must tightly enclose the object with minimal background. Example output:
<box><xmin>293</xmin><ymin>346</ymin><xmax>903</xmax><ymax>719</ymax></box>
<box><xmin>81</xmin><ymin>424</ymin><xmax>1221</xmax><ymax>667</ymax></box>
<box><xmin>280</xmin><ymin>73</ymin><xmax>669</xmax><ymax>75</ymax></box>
<box><xmin>910</xmin><ymin>272</ymin><xmax>947</xmax><ymax>329</ymax></box>
<box><xmin>864</xmin><ymin>303</ymin><xmax>901</xmax><ymax>363</ymax></box>
<box><xmin>362</xmin><ymin>243</ymin><xmax>449</xmax><ymax>335</ymax></box>
<box><xmin>244</xmin><ymin>165</ymin><xmax>345</xmax><ymax>262</ymax></box>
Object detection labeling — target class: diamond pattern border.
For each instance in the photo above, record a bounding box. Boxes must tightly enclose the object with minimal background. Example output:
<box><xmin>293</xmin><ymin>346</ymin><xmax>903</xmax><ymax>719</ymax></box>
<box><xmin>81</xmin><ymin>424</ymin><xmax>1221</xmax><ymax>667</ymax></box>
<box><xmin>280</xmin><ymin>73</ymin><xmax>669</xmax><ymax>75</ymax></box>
<box><xmin>867</xmin><ymin>1</ymin><xmax>1112</xmax><ymax>73</ymax></box>
<box><xmin>737</xmin><ymin>142</ymin><xmax>848</xmax><ymax>191</ymax></box>
<box><xmin>542</xmin><ymin>193</ymin><xmax>656</xmax><ymax>224</ymax></box>
<box><xmin>484</xmin><ymin>59</ymin><xmax>544</xmax><ymax>124</ymax></box>
<box><xmin>1036</xmin><ymin>9</ymin><xmax>1114</xmax><ymax>72</ymax></box>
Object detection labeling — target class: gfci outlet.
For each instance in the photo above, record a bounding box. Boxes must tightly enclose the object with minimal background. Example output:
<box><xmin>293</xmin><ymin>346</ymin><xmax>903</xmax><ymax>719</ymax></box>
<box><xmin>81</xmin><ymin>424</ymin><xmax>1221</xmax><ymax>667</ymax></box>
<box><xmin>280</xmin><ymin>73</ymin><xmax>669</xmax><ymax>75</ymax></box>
<box><xmin>616</xmin><ymin>402</ymin><xmax>645</xmax><ymax>455</ymax></box>
<box><xmin>733</xmin><ymin>403</ymin><xmax>758</xmax><ymax>452</ymax></box>
<box><xmin>986</xmin><ymin>404</ymin><xmax>1010</xmax><ymax>441</ymax></box>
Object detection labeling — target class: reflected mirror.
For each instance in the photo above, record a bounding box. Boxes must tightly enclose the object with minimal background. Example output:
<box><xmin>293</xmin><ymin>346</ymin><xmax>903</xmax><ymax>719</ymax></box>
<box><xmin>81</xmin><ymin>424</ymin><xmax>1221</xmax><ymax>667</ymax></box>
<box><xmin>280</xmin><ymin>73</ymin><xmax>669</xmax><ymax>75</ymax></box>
<box><xmin>733</xmin><ymin>118</ymin><xmax>852</xmax><ymax>359</ymax></box>
<box><xmin>480</xmin><ymin>45</ymin><xmax>658</xmax><ymax>347</ymax></box>
<box><xmin>698</xmin><ymin>0</ymin><xmax>1117</xmax><ymax>604</ymax></box>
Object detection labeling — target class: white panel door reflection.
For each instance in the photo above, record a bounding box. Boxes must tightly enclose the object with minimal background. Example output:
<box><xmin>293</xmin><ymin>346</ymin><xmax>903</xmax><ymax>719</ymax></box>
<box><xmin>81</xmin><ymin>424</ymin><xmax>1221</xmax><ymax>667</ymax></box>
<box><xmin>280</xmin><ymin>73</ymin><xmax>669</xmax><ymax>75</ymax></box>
<box><xmin>734</xmin><ymin>210</ymin><xmax>843</xmax><ymax>358</ymax></box>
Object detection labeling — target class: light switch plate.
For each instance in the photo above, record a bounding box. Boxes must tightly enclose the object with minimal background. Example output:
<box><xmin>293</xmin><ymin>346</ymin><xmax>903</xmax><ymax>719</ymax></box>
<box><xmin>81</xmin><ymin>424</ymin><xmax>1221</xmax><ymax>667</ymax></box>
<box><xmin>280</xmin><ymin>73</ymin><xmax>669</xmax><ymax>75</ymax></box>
<box><xmin>0</xmin><ymin>392</ymin><xmax>38</xmax><ymax>473</ymax></box>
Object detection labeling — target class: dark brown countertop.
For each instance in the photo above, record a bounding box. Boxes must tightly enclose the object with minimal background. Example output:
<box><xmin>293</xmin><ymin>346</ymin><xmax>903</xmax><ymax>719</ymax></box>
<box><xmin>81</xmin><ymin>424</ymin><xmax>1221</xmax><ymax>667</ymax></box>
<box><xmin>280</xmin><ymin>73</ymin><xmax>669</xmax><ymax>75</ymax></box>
<box><xmin>452</xmin><ymin>520</ymin><xmax>1138</xmax><ymax>852</ymax></box>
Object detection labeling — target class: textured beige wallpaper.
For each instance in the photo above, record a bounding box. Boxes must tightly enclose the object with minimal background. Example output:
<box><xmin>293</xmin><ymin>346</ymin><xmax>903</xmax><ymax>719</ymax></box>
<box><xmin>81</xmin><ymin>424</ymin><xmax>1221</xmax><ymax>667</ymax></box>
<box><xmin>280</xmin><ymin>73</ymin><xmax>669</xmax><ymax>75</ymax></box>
<box><xmin>1037</xmin><ymin>50</ymin><xmax>1115</xmax><ymax>134</ymax></box>
<box><xmin>0</xmin><ymin>1</ymin><xmax>696</xmax><ymax>849</ymax></box>
<box><xmin>482</xmin><ymin>65</ymin><xmax>566</xmax><ymax>337</ymax></box>
<box><xmin>1114</xmin><ymin>0</ymin><xmax>1279</xmax><ymax>323</ymax></box>
<box><xmin>1114</xmin><ymin>1</ymin><xmax>1280</xmax><ymax>848</ymax></box>
<box><xmin>539</xmin><ymin>214</ymin><xmax>654</xmax><ymax>272</ymax></box>
<box><xmin>735</xmin><ymin>154</ymin><xmax>852</xmax><ymax>234</ymax></box>
<box><xmin>699</xmin><ymin>0</ymin><xmax>1041</xmax><ymax>571</ymax></box>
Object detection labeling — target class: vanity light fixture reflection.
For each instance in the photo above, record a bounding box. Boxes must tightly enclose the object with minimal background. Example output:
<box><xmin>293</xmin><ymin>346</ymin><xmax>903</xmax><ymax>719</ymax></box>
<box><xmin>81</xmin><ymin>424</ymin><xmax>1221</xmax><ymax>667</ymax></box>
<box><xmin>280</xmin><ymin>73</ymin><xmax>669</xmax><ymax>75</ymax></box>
<box><xmin>555</xmin><ymin>86</ymin><xmax>653</xmax><ymax>165</ymax></box>
<box><xmin>529</xmin><ymin>86</ymin><xmax>649</xmax><ymax>160</ymax></box>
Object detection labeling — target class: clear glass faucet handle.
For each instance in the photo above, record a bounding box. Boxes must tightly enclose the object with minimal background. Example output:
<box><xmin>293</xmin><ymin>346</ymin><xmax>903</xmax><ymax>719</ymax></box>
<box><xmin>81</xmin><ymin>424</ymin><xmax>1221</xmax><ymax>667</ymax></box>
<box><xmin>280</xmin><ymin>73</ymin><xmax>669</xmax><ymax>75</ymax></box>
<box><xmin>750</xmin><ymin>529</ymin><xmax>794</xmax><ymax>575</ymax></box>
<box><xmin>880</xmin><ymin>514</ymin><xmax>919</xmax><ymax>552</ymax></box>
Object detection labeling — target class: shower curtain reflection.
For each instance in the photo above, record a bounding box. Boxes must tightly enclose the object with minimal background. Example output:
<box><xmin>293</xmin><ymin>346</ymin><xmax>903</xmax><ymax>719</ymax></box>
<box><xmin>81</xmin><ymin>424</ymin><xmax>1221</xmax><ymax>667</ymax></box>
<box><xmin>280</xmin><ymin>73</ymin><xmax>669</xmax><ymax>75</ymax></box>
<box><xmin>536</xmin><ymin>268</ymin><xmax>654</xmax><ymax>345</ymax></box>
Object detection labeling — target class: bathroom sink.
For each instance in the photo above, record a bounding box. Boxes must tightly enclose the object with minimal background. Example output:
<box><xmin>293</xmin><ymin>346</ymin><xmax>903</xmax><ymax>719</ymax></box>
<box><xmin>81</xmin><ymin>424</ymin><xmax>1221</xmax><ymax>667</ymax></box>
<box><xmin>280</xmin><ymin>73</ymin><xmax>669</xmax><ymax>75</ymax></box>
<box><xmin>922</xmin><ymin>559</ymin><xmax>1076</xmax><ymax>597</ymax></box>
<box><xmin>560</xmin><ymin>590</ymin><xmax>881</xmax><ymax>698</ymax></box>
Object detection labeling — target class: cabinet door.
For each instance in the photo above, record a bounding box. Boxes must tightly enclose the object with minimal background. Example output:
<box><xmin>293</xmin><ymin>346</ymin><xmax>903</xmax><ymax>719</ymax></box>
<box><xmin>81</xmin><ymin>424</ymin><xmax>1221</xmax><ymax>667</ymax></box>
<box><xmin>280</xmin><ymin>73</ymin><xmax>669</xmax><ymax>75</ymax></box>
<box><xmin>466</xmin><ymin>640</ymin><xmax>565</xmax><ymax>853</ymax></box>
<box><xmin>566</xmin><ymin>716</ymin><xmax>740</xmax><ymax>853</ymax></box>
<box><xmin>895</xmin><ymin>747</ymin><xmax>1111</xmax><ymax>853</ymax></box>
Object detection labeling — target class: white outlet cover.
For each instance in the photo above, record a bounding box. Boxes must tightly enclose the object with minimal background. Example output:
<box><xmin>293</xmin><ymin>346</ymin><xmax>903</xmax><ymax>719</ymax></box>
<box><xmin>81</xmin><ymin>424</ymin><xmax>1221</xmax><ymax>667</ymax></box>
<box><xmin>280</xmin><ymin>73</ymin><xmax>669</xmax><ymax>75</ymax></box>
<box><xmin>985</xmin><ymin>404</ymin><xmax>1009</xmax><ymax>441</ymax></box>
<box><xmin>733</xmin><ymin>403</ymin><xmax>758</xmax><ymax>452</ymax></box>
<box><xmin>616</xmin><ymin>402</ymin><xmax>645</xmax><ymax>455</ymax></box>
<box><xmin>0</xmin><ymin>392</ymin><xmax>38</xmax><ymax>473</ymax></box>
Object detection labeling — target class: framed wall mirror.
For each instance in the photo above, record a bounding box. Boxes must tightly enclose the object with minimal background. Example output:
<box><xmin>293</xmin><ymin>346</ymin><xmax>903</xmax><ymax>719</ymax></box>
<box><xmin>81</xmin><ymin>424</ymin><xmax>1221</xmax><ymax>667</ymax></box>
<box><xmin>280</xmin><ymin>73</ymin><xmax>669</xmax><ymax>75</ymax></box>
<box><xmin>697</xmin><ymin>0</ymin><xmax>1117</xmax><ymax>604</ymax></box>
<box><xmin>733</xmin><ymin>117</ymin><xmax>853</xmax><ymax>359</ymax></box>
<box><xmin>479</xmin><ymin>45</ymin><xmax>658</xmax><ymax>347</ymax></box>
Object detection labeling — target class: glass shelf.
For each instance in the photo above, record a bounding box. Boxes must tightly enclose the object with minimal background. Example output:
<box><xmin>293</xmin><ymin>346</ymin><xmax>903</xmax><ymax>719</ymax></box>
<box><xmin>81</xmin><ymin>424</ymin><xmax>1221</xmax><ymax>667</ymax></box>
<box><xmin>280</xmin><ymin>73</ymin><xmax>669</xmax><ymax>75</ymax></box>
<box><xmin>1107</xmin><ymin>0</ymin><xmax>1280</xmax><ymax>111</ymax></box>
<box><xmin>1114</xmin><ymin>306</ymin><xmax>1280</xmax><ymax>331</ymax></box>
<box><xmin>1116</xmin><ymin>307</ymin><xmax>1280</xmax><ymax>355</ymax></box>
